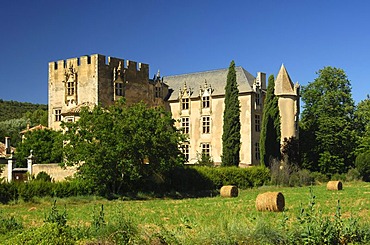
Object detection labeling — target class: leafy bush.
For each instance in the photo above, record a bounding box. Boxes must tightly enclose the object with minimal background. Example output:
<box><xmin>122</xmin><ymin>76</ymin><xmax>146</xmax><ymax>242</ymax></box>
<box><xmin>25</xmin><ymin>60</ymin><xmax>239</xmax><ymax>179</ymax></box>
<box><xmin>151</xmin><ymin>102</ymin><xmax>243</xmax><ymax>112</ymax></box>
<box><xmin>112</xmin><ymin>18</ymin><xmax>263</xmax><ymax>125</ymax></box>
<box><xmin>0</xmin><ymin>181</ymin><xmax>18</xmax><ymax>204</ymax></box>
<box><xmin>346</xmin><ymin>168</ymin><xmax>362</xmax><ymax>181</ymax></box>
<box><xmin>310</xmin><ymin>171</ymin><xmax>329</xmax><ymax>184</ymax></box>
<box><xmin>355</xmin><ymin>151</ymin><xmax>370</xmax><ymax>181</ymax></box>
<box><xmin>331</xmin><ymin>173</ymin><xmax>346</xmax><ymax>181</ymax></box>
<box><xmin>35</xmin><ymin>171</ymin><xmax>52</xmax><ymax>182</ymax></box>
<box><xmin>167</xmin><ymin>165</ymin><xmax>269</xmax><ymax>192</ymax></box>
<box><xmin>0</xmin><ymin>213</ymin><xmax>23</xmax><ymax>235</ymax></box>
<box><xmin>18</xmin><ymin>181</ymin><xmax>53</xmax><ymax>202</ymax></box>
<box><xmin>5</xmin><ymin>222</ymin><xmax>77</xmax><ymax>245</ymax></box>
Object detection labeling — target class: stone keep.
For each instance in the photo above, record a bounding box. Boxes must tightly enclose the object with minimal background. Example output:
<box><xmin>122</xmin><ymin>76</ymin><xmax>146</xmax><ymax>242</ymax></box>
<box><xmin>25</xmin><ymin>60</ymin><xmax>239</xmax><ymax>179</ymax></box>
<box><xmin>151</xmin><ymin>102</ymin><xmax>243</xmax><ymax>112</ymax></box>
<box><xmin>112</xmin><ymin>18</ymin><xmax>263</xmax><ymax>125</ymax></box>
<box><xmin>48</xmin><ymin>54</ymin><xmax>167</xmax><ymax>130</ymax></box>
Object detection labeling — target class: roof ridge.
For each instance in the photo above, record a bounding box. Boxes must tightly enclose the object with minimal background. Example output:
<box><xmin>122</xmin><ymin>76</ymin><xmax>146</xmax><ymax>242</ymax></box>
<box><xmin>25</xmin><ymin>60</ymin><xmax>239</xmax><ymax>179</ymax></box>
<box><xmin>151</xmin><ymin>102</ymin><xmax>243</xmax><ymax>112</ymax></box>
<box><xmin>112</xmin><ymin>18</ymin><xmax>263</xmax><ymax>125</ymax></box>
<box><xmin>164</xmin><ymin>66</ymin><xmax>246</xmax><ymax>78</ymax></box>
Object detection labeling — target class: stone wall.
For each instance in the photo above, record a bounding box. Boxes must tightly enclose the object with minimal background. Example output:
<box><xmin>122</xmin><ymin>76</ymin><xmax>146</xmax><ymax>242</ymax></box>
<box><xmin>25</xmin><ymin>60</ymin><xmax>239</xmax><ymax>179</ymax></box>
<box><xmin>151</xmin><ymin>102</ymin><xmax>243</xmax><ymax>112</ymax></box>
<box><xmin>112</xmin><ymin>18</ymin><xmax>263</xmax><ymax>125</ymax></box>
<box><xmin>0</xmin><ymin>163</ymin><xmax>76</xmax><ymax>182</ymax></box>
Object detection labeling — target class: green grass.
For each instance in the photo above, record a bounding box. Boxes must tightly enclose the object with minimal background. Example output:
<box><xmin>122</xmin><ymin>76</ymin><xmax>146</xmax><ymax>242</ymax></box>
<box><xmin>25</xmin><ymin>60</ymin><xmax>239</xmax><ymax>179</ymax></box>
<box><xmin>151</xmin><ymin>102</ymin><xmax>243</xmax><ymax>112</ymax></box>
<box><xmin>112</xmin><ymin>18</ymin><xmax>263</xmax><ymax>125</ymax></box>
<box><xmin>1</xmin><ymin>181</ymin><xmax>369</xmax><ymax>244</ymax></box>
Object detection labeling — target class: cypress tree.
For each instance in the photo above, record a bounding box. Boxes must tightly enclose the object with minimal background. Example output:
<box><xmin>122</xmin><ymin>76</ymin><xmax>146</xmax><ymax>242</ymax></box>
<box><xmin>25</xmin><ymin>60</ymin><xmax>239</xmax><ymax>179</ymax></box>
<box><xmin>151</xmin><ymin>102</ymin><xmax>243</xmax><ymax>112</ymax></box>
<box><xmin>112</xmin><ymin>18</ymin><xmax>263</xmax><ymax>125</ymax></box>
<box><xmin>221</xmin><ymin>60</ymin><xmax>241</xmax><ymax>166</ymax></box>
<box><xmin>259</xmin><ymin>75</ymin><xmax>281</xmax><ymax>166</ymax></box>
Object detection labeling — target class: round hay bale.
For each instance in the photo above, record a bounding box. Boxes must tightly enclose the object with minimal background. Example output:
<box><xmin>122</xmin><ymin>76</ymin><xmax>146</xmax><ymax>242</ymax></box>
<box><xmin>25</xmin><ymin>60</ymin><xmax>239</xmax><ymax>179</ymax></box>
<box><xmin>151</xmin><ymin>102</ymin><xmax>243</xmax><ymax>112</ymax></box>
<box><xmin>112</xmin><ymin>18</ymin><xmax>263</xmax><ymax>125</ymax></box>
<box><xmin>220</xmin><ymin>185</ymin><xmax>238</xmax><ymax>197</ymax></box>
<box><xmin>327</xmin><ymin>181</ymin><xmax>343</xmax><ymax>191</ymax></box>
<box><xmin>255</xmin><ymin>192</ymin><xmax>285</xmax><ymax>212</ymax></box>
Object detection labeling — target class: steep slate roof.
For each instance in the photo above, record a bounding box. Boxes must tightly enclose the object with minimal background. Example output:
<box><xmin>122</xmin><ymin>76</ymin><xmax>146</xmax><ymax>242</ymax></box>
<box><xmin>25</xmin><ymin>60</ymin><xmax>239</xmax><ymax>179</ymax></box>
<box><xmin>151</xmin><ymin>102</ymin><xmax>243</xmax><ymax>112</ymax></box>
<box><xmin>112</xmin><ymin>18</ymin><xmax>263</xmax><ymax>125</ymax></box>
<box><xmin>163</xmin><ymin>66</ymin><xmax>256</xmax><ymax>101</ymax></box>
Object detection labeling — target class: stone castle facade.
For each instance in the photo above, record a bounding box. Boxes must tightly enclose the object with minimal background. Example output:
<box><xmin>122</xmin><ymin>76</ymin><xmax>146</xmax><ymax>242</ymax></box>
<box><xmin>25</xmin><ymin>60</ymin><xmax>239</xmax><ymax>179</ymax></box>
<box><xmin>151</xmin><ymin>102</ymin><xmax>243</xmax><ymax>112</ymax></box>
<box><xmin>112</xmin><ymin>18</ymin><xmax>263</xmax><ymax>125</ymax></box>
<box><xmin>48</xmin><ymin>54</ymin><xmax>299</xmax><ymax>166</ymax></box>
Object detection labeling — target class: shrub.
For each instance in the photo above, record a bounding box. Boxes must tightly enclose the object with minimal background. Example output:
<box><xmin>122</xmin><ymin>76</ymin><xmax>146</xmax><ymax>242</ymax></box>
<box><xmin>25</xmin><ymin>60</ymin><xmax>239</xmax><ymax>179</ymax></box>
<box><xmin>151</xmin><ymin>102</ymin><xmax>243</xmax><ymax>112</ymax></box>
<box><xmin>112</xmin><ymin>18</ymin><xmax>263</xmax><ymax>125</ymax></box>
<box><xmin>0</xmin><ymin>213</ymin><xmax>23</xmax><ymax>235</ymax></box>
<box><xmin>35</xmin><ymin>171</ymin><xmax>52</xmax><ymax>182</ymax></box>
<box><xmin>18</xmin><ymin>181</ymin><xmax>53</xmax><ymax>202</ymax></box>
<box><xmin>331</xmin><ymin>173</ymin><xmax>346</xmax><ymax>181</ymax></box>
<box><xmin>310</xmin><ymin>171</ymin><xmax>329</xmax><ymax>184</ymax></box>
<box><xmin>346</xmin><ymin>168</ymin><xmax>362</xmax><ymax>182</ymax></box>
<box><xmin>0</xmin><ymin>181</ymin><xmax>18</xmax><ymax>204</ymax></box>
<box><xmin>288</xmin><ymin>169</ymin><xmax>313</xmax><ymax>187</ymax></box>
<box><xmin>355</xmin><ymin>151</ymin><xmax>370</xmax><ymax>181</ymax></box>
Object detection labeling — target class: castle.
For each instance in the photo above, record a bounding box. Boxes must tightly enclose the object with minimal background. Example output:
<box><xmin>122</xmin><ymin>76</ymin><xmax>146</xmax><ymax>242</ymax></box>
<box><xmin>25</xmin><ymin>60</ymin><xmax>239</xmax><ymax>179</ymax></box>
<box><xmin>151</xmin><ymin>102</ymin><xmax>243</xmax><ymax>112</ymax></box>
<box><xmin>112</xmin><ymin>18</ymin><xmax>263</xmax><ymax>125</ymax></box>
<box><xmin>48</xmin><ymin>54</ymin><xmax>299</xmax><ymax>166</ymax></box>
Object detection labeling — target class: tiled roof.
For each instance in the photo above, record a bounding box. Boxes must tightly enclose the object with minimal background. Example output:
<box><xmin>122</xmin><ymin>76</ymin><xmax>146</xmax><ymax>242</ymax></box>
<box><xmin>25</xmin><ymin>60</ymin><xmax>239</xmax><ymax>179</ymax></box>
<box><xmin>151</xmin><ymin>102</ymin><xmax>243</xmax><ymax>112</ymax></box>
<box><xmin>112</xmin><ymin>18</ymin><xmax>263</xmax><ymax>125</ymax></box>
<box><xmin>163</xmin><ymin>66</ymin><xmax>256</xmax><ymax>101</ymax></box>
<box><xmin>20</xmin><ymin>124</ymin><xmax>48</xmax><ymax>134</ymax></box>
<box><xmin>62</xmin><ymin>101</ymin><xmax>96</xmax><ymax>115</ymax></box>
<box><xmin>0</xmin><ymin>142</ymin><xmax>15</xmax><ymax>158</ymax></box>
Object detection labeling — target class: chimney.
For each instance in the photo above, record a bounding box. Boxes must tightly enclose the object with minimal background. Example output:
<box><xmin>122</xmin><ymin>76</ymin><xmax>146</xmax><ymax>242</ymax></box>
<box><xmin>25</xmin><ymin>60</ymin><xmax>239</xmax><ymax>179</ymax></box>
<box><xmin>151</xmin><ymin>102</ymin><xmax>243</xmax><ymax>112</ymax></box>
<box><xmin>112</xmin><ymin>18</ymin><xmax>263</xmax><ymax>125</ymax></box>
<box><xmin>5</xmin><ymin>137</ymin><xmax>11</xmax><ymax>154</ymax></box>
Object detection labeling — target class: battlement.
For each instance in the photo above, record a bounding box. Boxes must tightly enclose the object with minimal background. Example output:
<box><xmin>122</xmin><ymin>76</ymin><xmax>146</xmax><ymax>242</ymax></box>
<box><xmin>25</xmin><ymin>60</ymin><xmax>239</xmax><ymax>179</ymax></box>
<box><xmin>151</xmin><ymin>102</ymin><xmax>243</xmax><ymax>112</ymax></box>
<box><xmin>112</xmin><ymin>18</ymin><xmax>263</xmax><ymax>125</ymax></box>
<box><xmin>48</xmin><ymin>54</ymin><xmax>149</xmax><ymax>75</ymax></box>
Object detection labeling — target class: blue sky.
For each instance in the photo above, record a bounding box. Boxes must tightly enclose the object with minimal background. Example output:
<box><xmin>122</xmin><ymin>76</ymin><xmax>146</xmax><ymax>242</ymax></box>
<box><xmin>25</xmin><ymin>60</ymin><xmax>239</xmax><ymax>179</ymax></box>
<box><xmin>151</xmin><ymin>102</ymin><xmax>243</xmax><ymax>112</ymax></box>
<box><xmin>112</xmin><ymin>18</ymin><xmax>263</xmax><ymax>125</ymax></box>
<box><xmin>0</xmin><ymin>0</ymin><xmax>369</xmax><ymax>104</ymax></box>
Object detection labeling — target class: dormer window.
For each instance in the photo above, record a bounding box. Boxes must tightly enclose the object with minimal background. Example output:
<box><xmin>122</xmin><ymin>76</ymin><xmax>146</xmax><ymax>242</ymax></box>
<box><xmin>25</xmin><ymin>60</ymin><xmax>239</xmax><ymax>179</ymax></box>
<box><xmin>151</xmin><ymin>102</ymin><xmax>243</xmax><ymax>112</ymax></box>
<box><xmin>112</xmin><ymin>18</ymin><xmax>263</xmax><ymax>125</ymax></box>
<box><xmin>182</xmin><ymin>98</ymin><xmax>189</xmax><ymax>110</ymax></box>
<box><xmin>202</xmin><ymin>95</ymin><xmax>210</xmax><ymax>108</ymax></box>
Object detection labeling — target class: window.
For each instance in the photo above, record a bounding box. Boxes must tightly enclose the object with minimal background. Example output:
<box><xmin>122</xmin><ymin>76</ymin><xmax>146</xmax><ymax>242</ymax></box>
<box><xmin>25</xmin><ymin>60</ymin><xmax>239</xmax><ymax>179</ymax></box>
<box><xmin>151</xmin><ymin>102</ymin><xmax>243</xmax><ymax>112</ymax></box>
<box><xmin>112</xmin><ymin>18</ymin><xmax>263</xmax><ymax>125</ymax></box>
<box><xmin>182</xmin><ymin>143</ymin><xmax>189</xmax><ymax>162</ymax></box>
<box><xmin>202</xmin><ymin>116</ymin><xmax>210</xmax><ymax>134</ymax></box>
<box><xmin>201</xmin><ymin>143</ymin><xmax>210</xmax><ymax>156</ymax></box>
<box><xmin>256</xmin><ymin>93</ymin><xmax>260</xmax><ymax>105</ymax></box>
<box><xmin>181</xmin><ymin>117</ymin><xmax>190</xmax><ymax>134</ymax></box>
<box><xmin>67</xmin><ymin>81</ymin><xmax>75</xmax><ymax>95</ymax></box>
<box><xmin>255</xmin><ymin>114</ymin><xmax>260</xmax><ymax>132</ymax></box>
<box><xmin>182</xmin><ymin>98</ymin><xmax>189</xmax><ymax>110</ymax></box>
<box><xmin>54</xmin><ymin>109</ymin><xmax>62</xmax><ymax>122</ymax></box>
<box><xmin>115</xmin><ymin>82</ymin><xmax>123</xmax><ymax>96</ymax></box>
<box><xmin>202</xmin><ymin>95</ymin><xmax>210</xmax><ymax>108</ymax></box>
<box><xmin>255</xmin><ymin>142</ymin><xmax>260</xmax><ymax>160</ymax></box>
<box><xmin>155</xmin><ymin>86</ymin><xmax>161</xmax><ymax>98</ymax></box>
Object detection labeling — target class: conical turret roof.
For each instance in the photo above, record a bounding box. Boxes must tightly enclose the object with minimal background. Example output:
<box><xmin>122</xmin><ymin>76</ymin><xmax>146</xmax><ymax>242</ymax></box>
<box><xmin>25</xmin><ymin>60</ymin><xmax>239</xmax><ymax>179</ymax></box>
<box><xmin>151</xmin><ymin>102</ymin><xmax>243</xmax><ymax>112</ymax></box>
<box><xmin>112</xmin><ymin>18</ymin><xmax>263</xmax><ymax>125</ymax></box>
<box><xmin>274</xmin><ymin>64</ymin><xmax>298</xmax><ymax>96</ymax></box>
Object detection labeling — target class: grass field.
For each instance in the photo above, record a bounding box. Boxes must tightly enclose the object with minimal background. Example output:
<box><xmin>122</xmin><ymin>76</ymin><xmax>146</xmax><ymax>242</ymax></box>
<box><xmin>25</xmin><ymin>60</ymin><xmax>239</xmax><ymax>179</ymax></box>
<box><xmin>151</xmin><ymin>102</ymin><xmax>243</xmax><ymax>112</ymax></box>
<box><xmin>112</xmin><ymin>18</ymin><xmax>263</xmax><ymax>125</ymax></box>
<box><xmin>1</xmin><ymin>181</ymin><xmax>369</xmax><ymax>244</ymax></box>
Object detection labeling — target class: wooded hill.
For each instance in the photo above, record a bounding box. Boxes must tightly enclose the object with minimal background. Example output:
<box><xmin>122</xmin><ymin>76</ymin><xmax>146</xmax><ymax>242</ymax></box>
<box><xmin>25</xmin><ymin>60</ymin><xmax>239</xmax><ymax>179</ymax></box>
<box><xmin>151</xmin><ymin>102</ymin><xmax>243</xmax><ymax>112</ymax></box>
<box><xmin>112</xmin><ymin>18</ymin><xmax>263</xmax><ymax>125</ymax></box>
<box><xmin>0</xmin><ymin>99</ymin><xmax>47</xmax><ymax>122</ymax></box>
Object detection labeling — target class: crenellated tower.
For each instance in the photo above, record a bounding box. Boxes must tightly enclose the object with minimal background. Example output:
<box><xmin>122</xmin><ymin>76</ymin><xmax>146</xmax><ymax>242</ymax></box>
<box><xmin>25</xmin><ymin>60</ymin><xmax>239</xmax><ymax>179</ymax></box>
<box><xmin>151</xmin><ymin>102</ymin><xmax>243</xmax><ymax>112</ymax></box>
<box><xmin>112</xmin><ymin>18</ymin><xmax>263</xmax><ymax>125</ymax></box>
<box><xmin>48</xmin><ymin>54</ymin><xmax>164</xmax><ymax>130</ymax></box>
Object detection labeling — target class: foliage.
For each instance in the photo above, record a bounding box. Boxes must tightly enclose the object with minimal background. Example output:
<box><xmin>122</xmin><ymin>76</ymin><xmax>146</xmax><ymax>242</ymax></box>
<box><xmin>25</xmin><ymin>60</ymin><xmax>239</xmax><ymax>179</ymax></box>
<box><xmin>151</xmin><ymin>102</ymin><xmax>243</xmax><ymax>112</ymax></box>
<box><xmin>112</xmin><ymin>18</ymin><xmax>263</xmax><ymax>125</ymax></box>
<box><xmin>345</xmin><ymin>168</ymin><xmax>362</xmax><ymax>182</ymax></box>
<box><xmin>0</xmin><ymin>99</ymin><xmax>47</xmax><ymax>122</ymax></box>
<box><xmin>222</xmin><ymin>60</ymin><xmax>241</xmax><ymax>166</ymax></box>
<box><xmin>270</xmin><ymin>159</ymin><xmax>313</xmax><ymax>187</ymax></box>
<box><xmin>15</xmin><ymin>129</ymin><xmax>63</xmax><ymax>165</ymax></box>
<box><xmin>195</xmin><ymin>152</ymin><xmax>214</xmax><ymax>166</ymax></box>
<box><xmin>62</xmin><ymin>100</ymin><xmax>185</xmax><ymax>195</ymax></box>
<box><xmin>282</xmin><ymin>187</ymin><xmax>370</xmax><ymax>244</ymax></box>
<box><xmin>192</xmin><ymin>166</ymin><xmax>270</xmax><ymax>189</ymax></box>
<box><xmin>260</xmin><ymin>74</ymin><xmax>281</xmax><ymax>166</ymax></box>
<box><xmin>44</xmin><ymin>200</ymin><xmax>67</xmax><ymax>227</ymax></box>
<box><xmin>0</xmin><ymin>181</ymin><xmax>18</xmax><ymax>204</ymax></box>
<box><xmin>0</xmin><ymin>213</ymin><xmax>23</xmax><ymax>235</ymax></box>
<box><xmin>0</xmin><ymin>118</ymin><xmax>28</xmax><ymax>146</ymax></box>
<box><xmin>22</xmin><ymin>109</ymin><xmax>48</xmax><ymax>127</ymax></box>
<box><xmin>300</xmin><ymin>66</ymin><xmax>357</xmax><ymax>175</ymax></box>
<box><xmin>35</xmin><ymin>171</ymin><xmax>52</xmax><ymax>182</ymax></box>
<box><xmin>355</xmin><ymin>151</ymin><xmax>370</xmax><ymax>181</ymax></box>
<box><xmin>1</xmin><ymin>183</ymin><xmax>369</xmax><ymax>244</ymax></box>
<box><xmin>281</xmin><ymin>136</ymin><xmax>300</xmax><ymax>167</ymax></box>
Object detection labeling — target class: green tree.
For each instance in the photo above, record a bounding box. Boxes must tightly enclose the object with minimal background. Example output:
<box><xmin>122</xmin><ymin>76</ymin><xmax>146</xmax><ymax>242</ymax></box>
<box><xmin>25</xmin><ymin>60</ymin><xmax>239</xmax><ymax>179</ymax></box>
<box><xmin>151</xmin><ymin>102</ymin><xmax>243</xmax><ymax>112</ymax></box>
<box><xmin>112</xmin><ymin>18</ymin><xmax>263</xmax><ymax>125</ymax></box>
<box><xmin>353</xmin><ymin>96</ymin><xmax>370</xmax><ymax>181</ymax></box>
<box><xmin>259</xmin><ymin>75</ymin><xmax>281</xmax><ymax>166</ymax></box>
<box><xmin>15</xmin><ymin>129</ymin><xmax>63</xmax><ymax>165</ymax></box>
<box><xmin>221</xmin><ymin>60</ymin><xmax>241</xmax><ymax>166</ymax></box>
<box><xmin>23</xmin><ymin>109</ymin><xmax>48</xmax><ymax>127</ymax></box>
<box><xmin>62</xmin><ymin>100</ymin><xmax>185</xmax><ymax>195</ymax></box>
<box><xmin>300</xmin><ymin>67</ymin><xmax>356</xmax><ymax>175</ymax></box>
<box><xmin>0</xmin><ymin>118</ymin><xmax>28</xmax><ymax>146</ymax></box>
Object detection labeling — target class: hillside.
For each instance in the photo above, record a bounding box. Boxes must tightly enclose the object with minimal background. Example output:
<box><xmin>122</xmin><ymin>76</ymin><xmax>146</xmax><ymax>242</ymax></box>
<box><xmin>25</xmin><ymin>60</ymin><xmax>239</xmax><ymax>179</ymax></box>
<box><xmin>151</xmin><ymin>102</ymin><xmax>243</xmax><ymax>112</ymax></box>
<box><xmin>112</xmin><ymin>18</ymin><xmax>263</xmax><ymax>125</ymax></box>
<box><xmin>0</xmin><ymin>99</ymin><xmax>47</xmax><ymax>122</ymax></box>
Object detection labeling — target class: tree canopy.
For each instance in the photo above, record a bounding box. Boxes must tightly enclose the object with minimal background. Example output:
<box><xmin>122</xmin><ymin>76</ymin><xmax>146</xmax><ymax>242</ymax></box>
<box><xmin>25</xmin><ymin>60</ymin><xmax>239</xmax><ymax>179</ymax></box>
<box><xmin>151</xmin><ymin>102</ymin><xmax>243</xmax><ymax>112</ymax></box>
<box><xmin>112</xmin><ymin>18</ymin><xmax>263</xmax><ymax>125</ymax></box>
<box><xmin>62</xmin><ymin>100</ymin><xmax>186</xmax><ymax>195</ymax></box>
<box><xmin>15</xmin><ymin>129</ymin><xmax>63</xmax><ymax>166</ymax></box>
<box><xmin>221</xmin><ymin>60</ymin><xmax>241</xmax><ymax>166</ymax></box>
<box><xmin>300</xmin><ymin>66</ymin><xmax>356</xmax><ymax>175</ymax></box>
<box><xmin>259</xmin><ymin>75</ymin><xmax>280</xmax><ymax>166</ymax></box>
